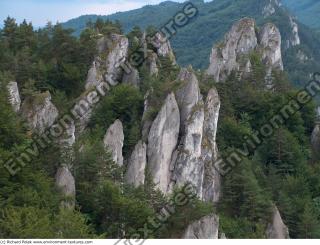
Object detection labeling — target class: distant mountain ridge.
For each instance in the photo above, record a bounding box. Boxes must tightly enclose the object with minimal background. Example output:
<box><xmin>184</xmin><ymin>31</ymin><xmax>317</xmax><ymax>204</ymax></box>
<box><xmin>282</xmin><ymin>0</ymin><xmax>320</xmax><ymax>30</ymax></box>
<box><xmin>62</xmin><ymin>0</ymin><xmax>320</xmax><ymax>87</ymax></box>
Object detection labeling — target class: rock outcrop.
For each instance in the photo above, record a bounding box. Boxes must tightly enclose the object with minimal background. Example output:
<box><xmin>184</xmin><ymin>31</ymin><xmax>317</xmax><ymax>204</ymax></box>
<box><xmin>206</xmin><ymin>18</ymin><xmax>257</xmax><ymax>82</ymax></box>
<box><xmin>201</xmin><ymin>88</ymin><xmax>221</xmax><ymax>203</ymax></box>
<box><xmin>103</xmin><ymin>119</ymin><xmax>124</xmax><ymax>166</ymax></box>
<box><xmin>21</xmin><ymin>91</ymin><xmax>59</xmax><ymax>134</ymax></box>
<box><xmin>170</xmin><ymin>69</ymin><xmax>221</xmax><ymax>203</ymax></box>
<box><xmin>175</xmin><ymin>68</ymin><xmax>201</xmax><ymax>131</ymax></box>
<box><xmin>122</xmin><ymin>64</ymin><xmax>140</xmax><ymax>87</ymax></box>
<box><xmin>7</xmin><ymin>81</ymin><xmax>21</xmax><ymax>113</ymax></box>
<box><xmin>55</xmin><ymin>166</ymin><xmax>76</xmax><ymax>209</ymax></box>
<box><xmin>147</xmin><ymin>93</ymin><xmax>180</xmax><ymax>193</ymax></box>
<box><xmin>145</xmin><ymin>51</ymin><xmax>159</xmax><ymax>76</ymax></box>
<box><xmin>206</xmin><ymin>18</ymin><xmax>283</xmax><ymax>82</ymax></box>
<box><xmin>311</xmin><ymin>123</ymin><xmax>320</xmax><ymax>161</ymax></box>
<box><xmin>266</xmin><ymin>206</ymin><xmax>290</xmax><ymax>239</ymax></box>
<box><xmin>182</xmin><ymin>214</ymin><xmax>219</xmax><ymax>239</ymax></box>
<box><xmin>262</xmin><ymin>0</ymin><xmax>281</xmax><ymax>17</ymax></box>
<box><xmin>141</xmin><ymin>91</ymin><xmax>153</xmax><ymax>142</ymax></box>
<box><xmin>287</xmin><ymin>16</ymin><xmax>301</xmax><ymax>48</ymax></box>
<box><xmin>105</xmin><ymin>34</ymin><xmax>129</xmax><ymax>85</ymax></box>
<box><xmin>151</xmin><ymin>32</ymin><xmax>176</xmax><ymax>64</ymax></box>
<box><xmin>171</xmin><ymin>103</ymin><xmax>205</xmax><ymax>197</ymax></box>
<box><xmin>85</xmin><ymin>61</ymin><xmax>103</xmax><ymax>90</ymax></box>
<box><xmin>85</xmin><ymin>34</ymin><xmax>129</xmax><ymax>89</ymax></box>
<box><xmin>259</xmin><ymin>23</ymin><xmax>284</xmax><ymax>72</ymax></box>
<box><xmin>125</xmin><ymin>140</ymin><xmax>147</xmax><ymax>187</ymax></box>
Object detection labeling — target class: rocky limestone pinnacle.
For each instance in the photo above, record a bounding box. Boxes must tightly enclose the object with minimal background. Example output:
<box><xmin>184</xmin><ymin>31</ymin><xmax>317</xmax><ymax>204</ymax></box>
<box><xmin>147</xmin><ymin>92</ymin><xmax>180</xmax><ymax>193</ymax></box>
<box><xmin>206</xmin><ymin>18</ymin><xmax>257</xmax><ymax>82</ymax></box>
<box><xmin>103</xmin><ymin>119</ymin><xmax>124</xmax><ymax>166</ymax></box>
<box><xmin>266</xmin><ymin>205</ymin><xmax>290</xmax><ymax>239</ymax></box>
<box><xmin>175</xmin><ymin>67</ymin><xmax>201</xmax><ymax>132</ymax></box>
<box><xmin>125</xmin><ymin>140</ymin><xmax>147</xmax><ymax>187</ymax></box>
<box><xmin>182</xmin><ymin>214</ymin><xmax>219</xmax><ymax>239</ymax></box>
<box><xmin>6</xmin><ymin>81</ymin><xmax>21</xmax><ymax>113</ymax></box>
<box><xmin>201</xmin><ymin>87</ymin><xmax>221</xmax><ymax>203</ymax></box>
<box><xmin>55</xmin><ymin>166</ymin><xmax>76</xmax><ymax>209</ymax></box>
<box><xmin>151</xmin><ymin>32</ymin><xmax>176</xmax><ymax>64</ymax></box>
<box><xmin>21</xmin><ymin>91</ymin><xmax>59</xmax><ymax>134</ymax></box>
<box><xmin>259</xmin><ymin>22</ymin><xmax>284</xmax><ymax>71</ymax></box>
<box><xmin>206</xmin><ymin>18</ymin><xmax>284</xmax><ymax>83</ymax></box>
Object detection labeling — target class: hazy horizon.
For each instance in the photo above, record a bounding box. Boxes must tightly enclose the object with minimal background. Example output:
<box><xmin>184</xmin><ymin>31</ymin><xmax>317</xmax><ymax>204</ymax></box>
<box><xmin>0</xmin><ymin>0</ymin><xmax>192</xmax><ymax>28</ymax></box>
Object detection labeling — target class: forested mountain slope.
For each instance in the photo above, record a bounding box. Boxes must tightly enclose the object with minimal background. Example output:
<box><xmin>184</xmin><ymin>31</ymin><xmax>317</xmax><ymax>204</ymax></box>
<box><xmin>62</xmin><ymin>0</ymin><xmax>320</xmax><ymax>87</ymax></box>
<box><xmin>282</xmin><ymin>0</ymin><xmax>320</xmax><ymax>30</ymax></box>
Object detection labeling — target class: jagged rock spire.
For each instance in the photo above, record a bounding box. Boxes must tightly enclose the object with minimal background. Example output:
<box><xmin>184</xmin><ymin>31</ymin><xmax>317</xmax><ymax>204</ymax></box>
<box><xmin>147</xmin><ymin>93</ymin><xmax>180</xmax><ymax>194</ymax></box>
<box><xmin>266</xmin><ymin>205</ymin><xmax>290</xmax><ymax>239</ymax></box>
<box><xmin>103</xmin><ymin>119</ymin><xmax>124</xmax><ymax>166</ymax></box>
<box><xmin>206</xmin><ymin>18</ymin><xmax>284</xmax><ymax>83</ymax></box>
<box><xmin>21</xmin><ymin>91</ymin><xmax>59</xmax><ymax>134</ymax></box>
<box><xmin>6</xmin><ymin>81</ymin><xmax>21</xmax><ymax>113</ymax></box>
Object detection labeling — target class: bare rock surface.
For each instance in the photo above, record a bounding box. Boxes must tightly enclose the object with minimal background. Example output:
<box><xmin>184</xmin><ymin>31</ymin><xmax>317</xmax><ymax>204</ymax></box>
<box><xmin>21</xmin><ymin>91</ymin><xmax>59</xmax><ymax>134</ymax></box>
<box><xmin>125</xmin><ymin>140</ymin><xmax>147</xmax><ymax>187</ymax></box>
<box><xmin>259</xmin><ymin>23</ymin><xmax>284</xmax><ymax>71</ymax></box>
<box><xmin>206</xmin><ymin>18</ymin><xmax>257</xmax><ymax>82</ymax></box>
<box><xmin>151</xmin><ymin>32</ymin><xmax>176</xmax><ymax>64</ymax></box>
<box><xmin>266</xmin><ymin>206</ymin><xmax>290</xmax><ymax>239</ymax></box>
<box><xmin>7</xmin><ymin>81</ymin><xmax>21</xmax><ymax>112</ymax></box>
<box><xmin>182</xmin><ymin>214</ymin><xmax>219</xmax><ymax>239</ymax></box>
<box><xmin>103</xmin><ymin>119</ymin><xmax>124</xmax><ymax>166</ymax></box>
<box><xmin>147</xmin><ymin>93</ymin><xmax>180</xmax><ymax>193</ymax></box>
<box><xmin>55</xmin><ymin>166</ymin><xmax>76</xmax><ymax>209</ymax></box>
<box><xmin>175</xmin><ymin>68</ymin><xmax>201</xmax><ymax>131</ymax></box>
<box><xmin>201</xmin><ymin>88</ymin><xmax>221</xmax><ymax>203</ymax></box>
<box><xmin>206</xmin><ymin>18</ymin><xmax>284</xmax><ymax>83</ymax></box>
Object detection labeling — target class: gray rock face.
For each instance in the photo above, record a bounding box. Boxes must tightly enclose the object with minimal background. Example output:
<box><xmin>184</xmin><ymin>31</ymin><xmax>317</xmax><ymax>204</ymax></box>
<box><xmin>311</xmin><ymin>124</ymin><xmax>320</xmax><ymax>161</ymax></box>
<box><xmin>7</xmin><ymin>81</ymin><xmax>21</xmax><ymax>113</ymax></box>
<box><xmin>171</xmin><ymin>103</ymin><xmax>205</xmax><ymax>197</ymax></box>
<box><xmin>59</xmin><ymin>121</ymin><xmax>76</xmax><ymax>148</ymax></box>
<box><xmin>125</xmin><ymin>140</ymin><xmax>147</xmax><ymax>187</ymax></box>
<box><xmin>266</xmin><ymin>206</ymin><xmax>290</xmax><ymax>239</ymax></box>
<box><xmin>182</xmin><ymin>214</ymin><xmax>219</xmax><ymax>239</ymax></box>
<box><xmin>146</xmin><ymin>51</ymin><xmax>159</xmax><ymax>76</ymax></box>
<box><xmin>103</xmin><ymin>119</ymin><xmax>124</xmax><ymax>166</ymax></box>
<box><xmin>151</xmin><ymin>32</ymin><xmax>176</xmax><ymax>63</ymax></box>
<box><xmin>296</xmin><ymin>50</ymin><xmax>309</xmax><ymax>62</ymax></box>
<box><xmin>85</xmin><ymin>61</ymin><xmax>103</xmax><ymax>90</ymax></box>
<box><xmin>170</xmin><ymin>82</ymin><xmax>221</xmax><ymax>203</ymax></box>
<box><xmin>147</xmin><ymin>93</ymin><xmax>180</xmax><ymax>193</ymax></box>
<box><xmin>220</xmin><ymin>233</ymin><xmax>227</xmax><ymax>239</ymax></box>
<box><xmin>263</xmin><ymin>2</ymin><xmax>275</xmax><ymax>17</ymax></box>
<box><xmin>259</xmin><ymin>23</ymin><xmax>284</xmax><ymax>71</ymax></box>
<box><xmin>206</xmin><ymin>18</ymin><xmax>284</xmax><ymax>83</ymax></box>
<box><xmin>201</xmin><ymin>88</ymin><xmax>221</xmax><ymax>203</ymax></box>
<box><xmin>141</xmin><ymin>91</ymin><xmax>153</xmax><ymax>142</ymax></box>
<box><xmin>122</xmin><ymin>64</ymin><xmax>140</xmax><ymax>87</ymax></box>
<box><xmin>88</xmin><ymin>34</ymin><xmax>129</xmax><ymax>88</ymax></box>
<box><xmin>105</xmin><ymin>34</ymin><xmax>129</xmax><ymax>85</ymax></box>
<box><xmin>262</xmin><ymin>0</ymin><xmax>281</xmax><ymax>17</ymax></box>
<box><xmin>55</xmin><ymin>166</ymin><xmax>75</xmax><ymax>209</ymax></box>
<box><xmin>175</xmin><ymin>68</ymin><xmax>201</xmax><ymax>131</ymax></box>
<box><xmin>288</xmin><ymin>16</ymin><xmax>301</xmax><ymax>47</ymax></box>
<box><xmin>206</xmin><ymin>18</ymin><xmax>258</xmax><ymax>82</ymax></box>
<box><xmin>21</xmin><ymin>92</ymin><xmax>59</xmax><ymax>134</ymax></box>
